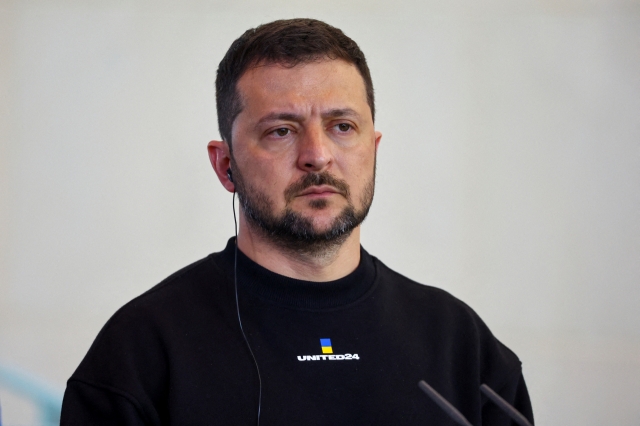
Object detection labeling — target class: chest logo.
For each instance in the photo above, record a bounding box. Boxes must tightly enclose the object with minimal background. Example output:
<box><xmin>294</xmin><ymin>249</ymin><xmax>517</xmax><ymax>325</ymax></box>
<box><xmin>297</xmin><ymin>338</ymin><xmax>360</xmax><ymax>361</ymax></box>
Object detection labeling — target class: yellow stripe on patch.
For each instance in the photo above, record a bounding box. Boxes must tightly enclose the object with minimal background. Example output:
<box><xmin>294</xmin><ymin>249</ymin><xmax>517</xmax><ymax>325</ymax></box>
<box><xmin>321</xmin><ymin>346</ymin><xmax>333</xmax><ymax>354</ymax></box>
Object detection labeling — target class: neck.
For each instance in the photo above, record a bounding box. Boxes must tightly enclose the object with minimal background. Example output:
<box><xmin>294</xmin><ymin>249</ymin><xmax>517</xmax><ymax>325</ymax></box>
<box><xmin>236</xmin><ymin>214</ymin><xmax>362</xmax><ymax>282</ymax></box>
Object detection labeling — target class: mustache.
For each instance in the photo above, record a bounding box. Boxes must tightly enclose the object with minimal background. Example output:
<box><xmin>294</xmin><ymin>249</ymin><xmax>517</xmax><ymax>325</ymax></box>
<box><xmin>284</xmin><ymin>172</ymin><xmax>350</xmax><ymax>203</ymax></box>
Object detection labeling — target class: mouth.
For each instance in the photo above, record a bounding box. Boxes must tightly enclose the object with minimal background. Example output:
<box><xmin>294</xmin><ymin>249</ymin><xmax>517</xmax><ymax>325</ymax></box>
<box><xmin>284</xmin><ymin>172</ymin><xmax>351</xmax><ymax>204</ymax></box>
<box><xmin>298</xmin><ymin>185</ymin><xmax>342</xmax><ymax>198</ymax></box>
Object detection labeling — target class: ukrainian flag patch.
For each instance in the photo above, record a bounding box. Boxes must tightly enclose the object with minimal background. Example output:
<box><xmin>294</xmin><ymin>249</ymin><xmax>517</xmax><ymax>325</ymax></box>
<box><xmin>320</xmin><ymin>338</ymin><xmax>333</xmax><ymax>354</ymax></box>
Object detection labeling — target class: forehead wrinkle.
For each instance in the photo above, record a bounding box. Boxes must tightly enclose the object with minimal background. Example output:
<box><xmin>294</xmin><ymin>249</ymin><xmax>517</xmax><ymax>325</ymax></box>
<box><xmin>238</xmin><ymin>63</ymin><xmax>370</xmax><ymax>134</ymax></box>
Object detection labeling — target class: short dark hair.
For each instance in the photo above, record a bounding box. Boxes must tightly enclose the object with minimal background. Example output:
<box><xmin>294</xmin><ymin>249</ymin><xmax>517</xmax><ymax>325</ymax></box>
<box><xmin>215</xmin><ymin>18</ymin><xmax>375</xmax><ymax>146</ymax></box>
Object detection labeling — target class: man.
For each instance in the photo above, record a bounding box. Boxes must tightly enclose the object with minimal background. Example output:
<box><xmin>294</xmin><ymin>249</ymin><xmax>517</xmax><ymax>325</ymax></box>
<box><xmin>61</xmin><ymin>19</ymin><xmax>533</xmax><ymax>425</ymax></box>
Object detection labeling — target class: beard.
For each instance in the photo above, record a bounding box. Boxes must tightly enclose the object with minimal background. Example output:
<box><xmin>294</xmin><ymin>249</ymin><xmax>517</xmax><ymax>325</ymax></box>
<box><xmin>231</xmin><ymin>163</ymin><xmax>375</xmax><ymax>257</ymax></box>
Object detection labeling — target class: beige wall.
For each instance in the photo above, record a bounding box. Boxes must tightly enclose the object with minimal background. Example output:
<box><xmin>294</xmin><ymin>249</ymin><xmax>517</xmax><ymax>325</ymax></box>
<box><xmin>1</xmin><ymin>0</ymin><xmax>639</xmax><ymax>424</ymax></box>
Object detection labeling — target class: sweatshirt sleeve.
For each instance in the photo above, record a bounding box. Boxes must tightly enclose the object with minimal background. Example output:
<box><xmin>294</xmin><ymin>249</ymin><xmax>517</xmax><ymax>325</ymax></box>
<box><xmin>60</xmin><ymin>296</ymin><xmax>170</xmax><ymax>426</ymax></box>
<box><xmin>481</xmin><ymin>371</ymin><xmax>534</xmax><ymax>426</ymax></box>
<box><xmin>61</xmin><ymin>379</ymin><xmax>151</xmax><ymax>426</ymax></box>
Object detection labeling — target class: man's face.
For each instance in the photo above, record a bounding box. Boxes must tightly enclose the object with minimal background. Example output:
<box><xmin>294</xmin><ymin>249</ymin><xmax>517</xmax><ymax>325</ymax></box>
<box><xmin>230</xmin><ymin>59</ymin><xmax>381</xmax><ymax>254</ymax></box>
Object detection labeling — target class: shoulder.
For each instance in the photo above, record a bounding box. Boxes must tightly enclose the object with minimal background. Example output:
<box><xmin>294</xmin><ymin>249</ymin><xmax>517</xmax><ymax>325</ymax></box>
<box><xmin>70</xmin><ymin>252</ymin><xmax>231</xmax><ymax>383</ymax></box>
<box><xmin>373</xmin><ymin>256</ymin><xmax>479</xmax><ymax>322</ymax></box>
<box><xmin>372</xmin><ymin>256</ymin><xmax>522</xmax><ymax>384</ymax></box>
<box><xmin>108</xmin><ymin>251</ymin><xmax>231</xmax><ymax>325</ymax></box>
<box><xmin>126</xmin><ymin>252</ymin><xmax>227</xmax><ymax>312</ymax></box>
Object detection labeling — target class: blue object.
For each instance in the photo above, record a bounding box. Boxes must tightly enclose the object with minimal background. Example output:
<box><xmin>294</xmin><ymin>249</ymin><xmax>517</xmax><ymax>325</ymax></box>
<box><xmin>0</xmin><ymin>364</ymin><xmax>62</xmax><ymax>426</ymax></box>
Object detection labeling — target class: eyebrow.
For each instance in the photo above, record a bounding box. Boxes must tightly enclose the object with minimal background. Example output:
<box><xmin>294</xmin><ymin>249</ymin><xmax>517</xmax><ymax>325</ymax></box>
<box><xmin>320</xmin><ymin>108</ymin><xmax>360</xmax><ymax>120</ymax></box>
<box><xmin>255</xmin><ymin>112</ymin><xmax>304</xmax><ymax>128</ymax></box>
<box><xmin>254</xmin><ymin>108</ymin><xmax>361</xmax><ymax>129</ymax></box>
<box><xmin>321</xmin><ymin>108</ymin><xmax>361</xmax><ymax>120</ymax></box>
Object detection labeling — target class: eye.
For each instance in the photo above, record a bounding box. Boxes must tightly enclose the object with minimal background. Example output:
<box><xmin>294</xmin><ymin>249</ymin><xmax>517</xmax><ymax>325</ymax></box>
<box><xmin>336</xmin><ymin>123</ymin><xmax>352</xmax><ymax>132</ymax></box>
<box><xmin>270</xmin><ymin>127</ymin><xmax>290</xmax><ymax>137</ymax></box>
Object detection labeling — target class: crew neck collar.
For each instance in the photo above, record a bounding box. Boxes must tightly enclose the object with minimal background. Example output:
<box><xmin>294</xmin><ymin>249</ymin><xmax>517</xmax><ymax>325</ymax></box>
<box><xmin>218</xmin><ymin>238</ymin><xmax>376</xmax><ymax>310</ymax></box>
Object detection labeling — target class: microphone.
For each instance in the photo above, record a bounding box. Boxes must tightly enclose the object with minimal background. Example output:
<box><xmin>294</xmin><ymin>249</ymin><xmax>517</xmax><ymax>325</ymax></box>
<box><xmin>417</xmin><ymin>380</ymin><xmax>473</xmax><ymax>426</ymax></box>
<box><xmin>480</xmin><ymin>384</ymin><xmax>533</xmax><ymax>426</ymax></box>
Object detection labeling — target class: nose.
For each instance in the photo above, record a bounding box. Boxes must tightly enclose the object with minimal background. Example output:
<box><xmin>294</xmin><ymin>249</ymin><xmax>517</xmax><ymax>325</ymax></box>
<box><xmin>296</xmin><ymin>125</ymin><xmax>332</xmax><ymax>172</ymax></box>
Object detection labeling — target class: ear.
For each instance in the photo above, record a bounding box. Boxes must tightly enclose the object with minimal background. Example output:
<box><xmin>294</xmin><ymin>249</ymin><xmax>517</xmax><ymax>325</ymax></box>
<box><xmin>207</xmin><ymin>140</ymin><xmax>235</xmax><ymax>192</ymax></box>
<box><xmin>374</xmin><ymin>131</ymin><xmax>382</xmax><ymax>152</ymax></box>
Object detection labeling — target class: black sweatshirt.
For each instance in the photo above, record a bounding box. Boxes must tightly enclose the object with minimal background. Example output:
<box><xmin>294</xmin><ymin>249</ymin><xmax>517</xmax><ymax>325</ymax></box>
<box><xmin>62</xmin><ymin>239</ymin><xmax>533</xmax><ymax>425</ymax></box>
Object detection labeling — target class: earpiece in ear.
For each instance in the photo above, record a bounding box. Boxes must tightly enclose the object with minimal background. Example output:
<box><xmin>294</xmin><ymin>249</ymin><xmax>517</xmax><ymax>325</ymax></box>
<box><xmin>226</xmin><ymin>169</ymin><xmax>233</xmax><ymax>183</ymax></box>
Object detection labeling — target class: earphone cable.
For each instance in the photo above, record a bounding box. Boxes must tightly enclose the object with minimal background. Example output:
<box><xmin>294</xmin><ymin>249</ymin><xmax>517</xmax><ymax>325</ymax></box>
<box><xmin>232</xmin><ymin>190</ymin><xmax>263</xmax><ymax>425</ymax></box>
